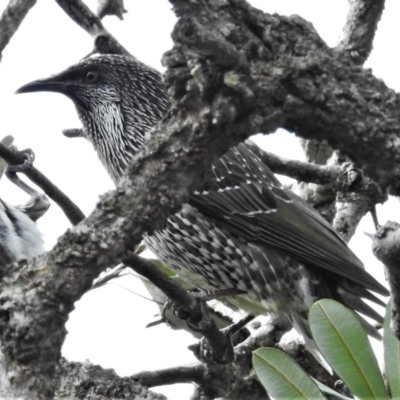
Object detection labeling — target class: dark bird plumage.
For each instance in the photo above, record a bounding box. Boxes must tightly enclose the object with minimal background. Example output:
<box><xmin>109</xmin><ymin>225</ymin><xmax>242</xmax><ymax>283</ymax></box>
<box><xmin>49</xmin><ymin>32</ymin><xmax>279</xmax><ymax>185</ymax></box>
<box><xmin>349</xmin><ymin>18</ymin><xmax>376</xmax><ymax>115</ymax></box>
<box><xmin>17</xmin><ymin>54</ymin><xmax>389</xmax><ymax>362</ymax></box>
<box><xmin>0</xmin><ymin>196</ymin><xmax>48</xmax><ymax>269</ymax></box>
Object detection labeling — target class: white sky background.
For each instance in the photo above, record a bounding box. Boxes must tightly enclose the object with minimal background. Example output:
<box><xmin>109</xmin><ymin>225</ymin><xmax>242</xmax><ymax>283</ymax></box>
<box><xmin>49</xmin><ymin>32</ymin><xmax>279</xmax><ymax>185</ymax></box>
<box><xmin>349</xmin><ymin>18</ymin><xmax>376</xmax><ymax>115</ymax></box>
<box><xmin>0</xmin><ymin>1</ymin><xmax>399</xmax><ymax>399</ymax></box>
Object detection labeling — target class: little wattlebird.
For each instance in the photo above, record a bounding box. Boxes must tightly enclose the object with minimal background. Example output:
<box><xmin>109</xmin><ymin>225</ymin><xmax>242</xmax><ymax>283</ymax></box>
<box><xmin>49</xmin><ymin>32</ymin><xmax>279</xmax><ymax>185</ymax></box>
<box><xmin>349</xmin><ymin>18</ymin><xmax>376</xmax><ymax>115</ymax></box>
<box><xmin>17</xmin><ymin>54</ymin><xmax>389</xmax><ymax>363</ymax></box>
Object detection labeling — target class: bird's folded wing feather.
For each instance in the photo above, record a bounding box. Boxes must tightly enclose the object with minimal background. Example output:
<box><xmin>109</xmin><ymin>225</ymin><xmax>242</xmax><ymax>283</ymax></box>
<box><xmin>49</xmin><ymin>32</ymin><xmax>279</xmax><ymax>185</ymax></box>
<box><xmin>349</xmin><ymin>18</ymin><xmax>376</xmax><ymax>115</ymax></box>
<box><xmin>189</xmin><ymin>144</ymin><xmax>388</xmax><ymax>296</ymax></box>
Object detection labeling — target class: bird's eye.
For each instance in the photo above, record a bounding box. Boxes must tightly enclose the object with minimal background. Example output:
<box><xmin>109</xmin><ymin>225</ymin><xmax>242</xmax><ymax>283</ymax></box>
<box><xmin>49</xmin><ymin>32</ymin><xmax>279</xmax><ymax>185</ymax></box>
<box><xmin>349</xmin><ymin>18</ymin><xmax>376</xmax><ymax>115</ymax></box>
<box><xmin>86</xmin><ymin>71</ymin><xmax>98</xmax><ymax>82</ymax></box>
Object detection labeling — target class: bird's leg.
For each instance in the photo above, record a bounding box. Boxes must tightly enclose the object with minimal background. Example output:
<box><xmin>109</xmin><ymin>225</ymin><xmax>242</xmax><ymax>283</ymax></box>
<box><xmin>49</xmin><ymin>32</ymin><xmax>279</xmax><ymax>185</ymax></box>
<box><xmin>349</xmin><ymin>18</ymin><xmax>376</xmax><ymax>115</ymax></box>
<box><xmin>5</xmin><ymin>146</ymin><xmax>50</xmax><ymax>221</ymax></box>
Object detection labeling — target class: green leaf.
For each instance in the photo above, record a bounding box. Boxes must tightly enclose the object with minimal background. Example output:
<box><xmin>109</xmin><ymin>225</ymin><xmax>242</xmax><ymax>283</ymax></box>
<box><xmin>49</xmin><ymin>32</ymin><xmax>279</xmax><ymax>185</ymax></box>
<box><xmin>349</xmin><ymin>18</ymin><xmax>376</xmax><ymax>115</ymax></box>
<box><xmin>383</xmin><ymin>303</ymin><xmax>400</xmax><ymax>399</ymax></box>
<box><xmin>0</xmin><ymin>135</ymin><xmax>14</xmax><ymax>180</ymax></box>
<box><xmin>253</xmin><ymin>347</ymin><xmax>326</xmax><ymax>400</ymax></box>
<box><xmin>309</xmin><ymin>299</ymin><xmax>388</xmax><ymax>400</ymax></box>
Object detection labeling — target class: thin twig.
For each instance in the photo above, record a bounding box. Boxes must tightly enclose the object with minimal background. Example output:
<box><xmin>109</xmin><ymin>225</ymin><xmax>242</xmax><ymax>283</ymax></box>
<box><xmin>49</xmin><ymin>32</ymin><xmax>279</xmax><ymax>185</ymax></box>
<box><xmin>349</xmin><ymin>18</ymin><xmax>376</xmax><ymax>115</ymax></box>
<box><xmin>0</xmin><ymin>0</ymin><xmax>37</xmax><ymax>61</ymax></box>
<box><xmin>131</xmin><ymin>364</ymin><xmax>205</xmax><ymax>387</ymax></box>
<box><xmin>338</xmin><ymin>0</ymin><xmax>386</xmax><ymax>65</ymax></box>
<box><xmin>0</xmin><ymin>143</ymin><xmax>85</xmax><ymax>225</ymax></box>
<box><xmin>55</xmin><ymin>0</ymin><xmax>130</xmax><ymax>56</ymax></box>
<box><xmin>245</xmin><ymin>140</ymin><xmax>340</xmax><ymax>184</ymax></box>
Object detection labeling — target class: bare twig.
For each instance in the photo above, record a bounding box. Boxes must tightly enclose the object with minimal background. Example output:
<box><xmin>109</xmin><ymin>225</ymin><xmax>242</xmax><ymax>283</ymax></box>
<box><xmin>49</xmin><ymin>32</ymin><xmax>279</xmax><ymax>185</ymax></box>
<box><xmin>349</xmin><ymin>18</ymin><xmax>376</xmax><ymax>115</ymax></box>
<box><xmin>0</xmin><ymin>143</ymin><xmax>85</xmax><ymax>225</ymax></box>
<box><xmin>338</xmin><ymin>0</ymin><xmax>385</xmax><ymax>65</ymax></box>
<box><xmin>132</xmin><ymin>364</ymin><xmax>205</xmax><ymax>387</ymax></box>
<box><xmin>245</xmin><ymin>140</ymin><xmax>340</xmax><ymax>184</ymax></box>
<box><xmin>0</xmin><ymin>0</ymin><xmax>37</xmax><ymax>61</ymax></box>
<box><xmin>54</xmin><ymin>0</ymin><xmax>130</xmax><ymax>56</ymax></box>
<box><xmin>372</xmin><ymin>221</ymin><xmax>400</xmax><ymax>340</ymax></box>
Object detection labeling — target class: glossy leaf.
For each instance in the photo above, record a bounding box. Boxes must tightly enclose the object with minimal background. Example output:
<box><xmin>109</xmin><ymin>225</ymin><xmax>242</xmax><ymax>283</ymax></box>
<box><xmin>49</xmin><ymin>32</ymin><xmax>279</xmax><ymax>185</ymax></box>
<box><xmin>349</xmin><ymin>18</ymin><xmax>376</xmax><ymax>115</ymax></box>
<box><xmin>253</xmin><ymin>347</ymin><xmax>326</xmax><ymax>400</ymax></box>
<box><xmin>309</xmin><ymin>299</ymin><xmax>388</xmax><ymax>400</ymax></box>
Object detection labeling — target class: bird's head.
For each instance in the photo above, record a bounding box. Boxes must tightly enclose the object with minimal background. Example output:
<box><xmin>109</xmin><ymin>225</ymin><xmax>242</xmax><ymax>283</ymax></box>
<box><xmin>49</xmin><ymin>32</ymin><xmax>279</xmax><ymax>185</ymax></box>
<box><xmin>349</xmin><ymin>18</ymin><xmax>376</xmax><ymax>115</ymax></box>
<box><xmin>17</xmin><ymin>54</ymin><xmax>169</xmax><ymax>183</ymax></box>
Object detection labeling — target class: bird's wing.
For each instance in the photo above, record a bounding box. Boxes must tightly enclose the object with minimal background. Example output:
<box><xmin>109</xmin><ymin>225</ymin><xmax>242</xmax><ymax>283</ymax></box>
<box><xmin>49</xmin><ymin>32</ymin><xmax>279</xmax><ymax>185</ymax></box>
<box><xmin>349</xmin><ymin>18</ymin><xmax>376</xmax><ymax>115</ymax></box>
<box><xmin>189</xmin><ymin>144</ymin><xmax>388</xmax><ymax>296</ymax></box>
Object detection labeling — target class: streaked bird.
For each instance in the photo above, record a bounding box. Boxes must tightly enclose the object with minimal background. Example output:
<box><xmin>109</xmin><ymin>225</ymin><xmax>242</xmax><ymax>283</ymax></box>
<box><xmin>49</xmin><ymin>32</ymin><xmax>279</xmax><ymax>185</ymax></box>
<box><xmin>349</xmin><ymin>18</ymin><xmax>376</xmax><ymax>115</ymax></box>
<box><xmin>17</xmin><ymin>54</ymin><xmax>389</xmax><ymax>362</ymax></box>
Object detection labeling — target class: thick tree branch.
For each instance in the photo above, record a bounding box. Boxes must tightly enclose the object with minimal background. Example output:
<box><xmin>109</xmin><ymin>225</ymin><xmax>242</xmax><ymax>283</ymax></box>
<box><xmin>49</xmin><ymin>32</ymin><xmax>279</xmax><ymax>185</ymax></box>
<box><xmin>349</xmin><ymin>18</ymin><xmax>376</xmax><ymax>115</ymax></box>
<box><xmin>337</xmin><ymin>0</ymin><xmax>385</xmax><ymax>65</ymax></box>
<box><xmin>0</xmin><ymin>0</ymin><xmax>37</xmax><ymax>61</ymax></box>
<box><xmin>0</xmin><ymin>143</ymin><xmax>85</xmax><ymax>225</ymax></box>
<box><xmin>55</xmin><ymin>0</ymin><xmax>130</xmax><ymax>56</ymax></box>
<box><xmin>372</xmin><ymin>221</ymin><xmax>400</xmax><ymax>340</ymax></box>
<box><xmin>55</xmin><ymin>358</ymin><xmax>167</xmax><ymax>400</ymax></box>
<box><xmin>300</xmin><ymin>0</ymin><xmax>385</xmax><ymax>234</ymax></box>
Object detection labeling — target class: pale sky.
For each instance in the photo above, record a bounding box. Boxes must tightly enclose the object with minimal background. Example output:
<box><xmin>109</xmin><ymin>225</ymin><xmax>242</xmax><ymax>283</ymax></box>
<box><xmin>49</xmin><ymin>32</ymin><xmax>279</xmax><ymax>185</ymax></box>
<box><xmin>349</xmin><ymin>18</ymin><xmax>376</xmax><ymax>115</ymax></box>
<box><xmin>0</xmin><ymin>1</ymin><xmax>399</xmax><ymax>399</ymax></box>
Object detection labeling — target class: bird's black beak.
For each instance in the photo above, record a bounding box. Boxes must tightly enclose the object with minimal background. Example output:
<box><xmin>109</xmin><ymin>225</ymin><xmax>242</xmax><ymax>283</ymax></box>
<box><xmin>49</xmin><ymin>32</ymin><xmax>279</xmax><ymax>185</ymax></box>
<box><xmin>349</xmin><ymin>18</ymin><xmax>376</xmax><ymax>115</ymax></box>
<box><xmin>15</xmin><ymin>77</ymin><xmax>67</xmax><ymax>95</ymax></box>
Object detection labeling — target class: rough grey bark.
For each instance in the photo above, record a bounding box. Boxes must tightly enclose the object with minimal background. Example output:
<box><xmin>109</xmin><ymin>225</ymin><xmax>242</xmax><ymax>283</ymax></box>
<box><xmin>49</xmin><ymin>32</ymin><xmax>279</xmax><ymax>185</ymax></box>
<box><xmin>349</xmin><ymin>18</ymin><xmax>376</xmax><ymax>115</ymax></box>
<box><xmin>0</xmin><ymin>0</ymin><xmax>397</xmax><ymax>398</ymax></box>
<box><xmin>372</xmin><ymin>221</ymin><xmax>400</xmax><ymax>339</ymax></box>
<box><xmin>54</xmin><ymin>358</ymin><xmax>167</xmax><ymax>400</ymax></box>
<box><xmin>338</xmin><ymin>0</ymin><xmax>385</xmax><ymax>64</ymax></box>
<box><xmin>299</xmin><ymin>0</ymin><xmax>386</xmax><ymax>238</ymax></box>
<box><xmin>0</xmin><ymin>0</ymin><xmax>37</xmax><ymax>61</ymax></box>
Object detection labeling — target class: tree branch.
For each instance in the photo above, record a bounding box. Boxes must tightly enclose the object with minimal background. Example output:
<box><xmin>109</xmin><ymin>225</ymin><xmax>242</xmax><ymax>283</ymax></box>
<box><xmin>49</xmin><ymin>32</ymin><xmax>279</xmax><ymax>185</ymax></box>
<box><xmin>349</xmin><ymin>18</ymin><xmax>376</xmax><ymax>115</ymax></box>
<box><xmin>97</xmin><ymin>0</ymin><xmax>127</xmax><ymax>20</ymax></box>
<box><xmin>245</xmin><ymin>140</ymin><xmax>340</xmax><ymax>184</ymax></box>
<box><xmin>54</xmin><ymin>0</ymin><xmax>130</xmax><ymax>56</ymax></box>
<box><xmin>0</xmin><ymin>0</ymin><xmax>37</xmax><ymax>61</ymax></box>
<box><xmin>55</xmin><ymin>358</ymin><xmax>167</xmax><ymax>400</ymax></box>
<box><xmin>372</xmin><ymin>221</ymin><xmax>400</xmax><ymax>340</ymax></box>
<box><xmin>299</xmin><ymin>0</ymin><xmax>385</xmax><ymax>233</ymax></box>
<box><xmin>0</xmin><ymin>143</ymin><xmax>85</xmax><ymax>225</ymax></box>
<box><xmin>337</xmin><ymin>0</ymin><xmax>385</xmax><ymax>65</ymax></box>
